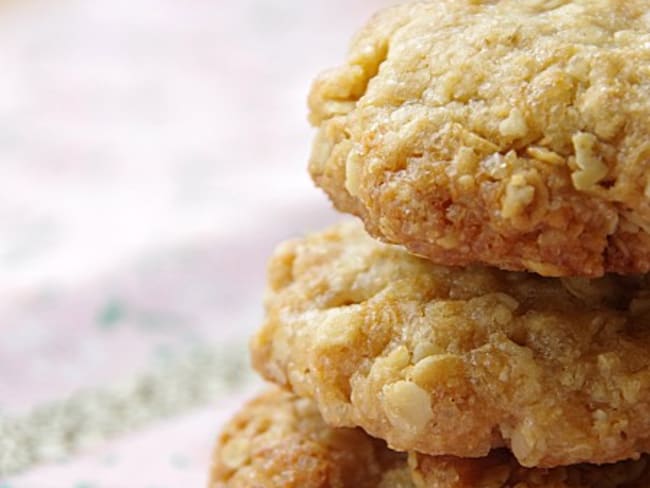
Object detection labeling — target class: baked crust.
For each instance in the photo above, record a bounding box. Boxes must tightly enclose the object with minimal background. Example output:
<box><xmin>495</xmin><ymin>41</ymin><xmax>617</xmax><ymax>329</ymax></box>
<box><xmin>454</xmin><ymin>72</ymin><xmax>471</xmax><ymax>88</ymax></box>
<box><xmin>411</xmin><ymin>450</ymin><xmax>650</xmax><ymax>488</ymax></box>
<box><xmin>309</xmin><ymin>0</ymin><xmax>650</xmax><ymax>277</ymax></box>
<box><xmin>209</xmin><ymin>388</ymin><xmax>410</xmax><ymax>488</ymax></box>
<box><xmin>251</xmin><ymin>222</ymin><xmax>650</xmax><ymax>467</ymax></box>
<box><xmin>210</xmin><ymin>388</ymin><xmax>650</xmax><ymax>487</ymax></box>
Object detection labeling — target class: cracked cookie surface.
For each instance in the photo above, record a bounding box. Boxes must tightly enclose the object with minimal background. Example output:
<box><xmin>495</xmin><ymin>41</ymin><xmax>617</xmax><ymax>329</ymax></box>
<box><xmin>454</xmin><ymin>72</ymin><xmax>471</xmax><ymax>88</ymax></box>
<box><xmin>251</xmin><ymin>222</ymin><xmax>650</xmax><ymax>467</ymax></box>
<box><xmin>309</xmin><ymin>0</ymin><xmax>650</xmax><ymax>277</ymax></box>
<box><xmin>210</xmin><ymin>388</ymin><xmax>650</xmax><ymax>487</ymax></box>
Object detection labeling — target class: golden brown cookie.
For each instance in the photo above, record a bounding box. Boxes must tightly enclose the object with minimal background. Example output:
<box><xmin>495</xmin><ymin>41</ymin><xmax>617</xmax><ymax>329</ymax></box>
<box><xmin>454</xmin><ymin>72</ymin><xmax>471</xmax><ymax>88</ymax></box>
<box><xmin>251</xmin><ymin>222</ymin><xmax>650</xmax><ymax>467</ymax></box>
<box><xmin>411</xmin><ymin>450</ymin><xmax>650</xmax><ymax>488</ymax></box>
<box><xmin>210</xmin><ymin>388</ymin><xmax>650</xmax><ymax>487</ymax></box>
<box><xmin>209</xmin><ymin>388</ymin><xmax>411</xmax><ymax>488</ymax></box>
<box><xmin>309</xmin><ymin>0</ymin><xmax>650</xmax><ymax>277</ymax></box>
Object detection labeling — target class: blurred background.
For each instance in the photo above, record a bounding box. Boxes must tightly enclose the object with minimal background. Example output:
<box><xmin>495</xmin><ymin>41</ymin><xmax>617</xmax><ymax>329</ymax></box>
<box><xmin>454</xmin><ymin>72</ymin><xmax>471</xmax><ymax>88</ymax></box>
<box><xmin>0</xmin><ymin>1</ymin><xmax>395</xmax><ymax>486</ymax></box>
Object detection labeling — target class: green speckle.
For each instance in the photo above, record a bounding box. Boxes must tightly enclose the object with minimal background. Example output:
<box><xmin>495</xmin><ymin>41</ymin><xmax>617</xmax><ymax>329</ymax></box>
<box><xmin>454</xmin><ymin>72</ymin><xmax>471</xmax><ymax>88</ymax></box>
<box><xmin>97</xmin><ymin>299</ymin><xmax>126</xmax><ymax>329</ymax></box>
<box><xmin>154</xmin><ymin>344</ymin><xmax>174</xmax><ymax>364</ymax></box>
<box><xmin>74</xmin><ymin>483</ymin><xmax>95</xmax><ymax>488</ymax></box>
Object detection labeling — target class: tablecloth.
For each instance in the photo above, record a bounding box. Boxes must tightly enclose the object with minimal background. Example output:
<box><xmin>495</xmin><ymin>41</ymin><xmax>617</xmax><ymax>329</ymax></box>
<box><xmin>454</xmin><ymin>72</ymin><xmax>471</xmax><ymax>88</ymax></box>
<box><xmin>0</xmin><ymin>0</ymin><xmax>395</xmax><ymax>486</ymax></box>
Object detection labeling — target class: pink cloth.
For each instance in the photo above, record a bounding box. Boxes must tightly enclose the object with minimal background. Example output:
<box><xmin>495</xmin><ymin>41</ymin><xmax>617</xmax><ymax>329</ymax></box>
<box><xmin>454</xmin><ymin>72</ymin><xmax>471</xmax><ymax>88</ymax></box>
<box><xmin>9</xmin><ymin>391</ymin><xmax>256</xmax><ymax>488</ymax></box>
<box><xmin>0</xmin><ymin>0</ymin><xmax>395</xmax><ymax>486</ymax></box>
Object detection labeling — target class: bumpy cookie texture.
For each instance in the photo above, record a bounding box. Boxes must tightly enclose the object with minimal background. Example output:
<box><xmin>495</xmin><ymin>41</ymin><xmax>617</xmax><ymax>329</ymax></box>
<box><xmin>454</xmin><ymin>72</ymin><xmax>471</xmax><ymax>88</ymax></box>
<box><xmin>411</xmin><ymin>451</ymin><xmax>650</xmax><ymax>487</ymax></box>
<box><xmin>209</xmin><ymin>388</ymin><xmax>411</xmax><ymax>488</ymax></box>
<box><xmin>309</xmin><ymin>0</ymin><xmax>650</xmax><ymax>277</ymax></box>
<box><xmin>251</xmin><ymin>222</ymin><xmax>650</xmax><ymax>467</ymax></box>
<box><xmin>210</xmin><ymin>389</ymin><xmax>650</xmax><ymax>488</ymax></box>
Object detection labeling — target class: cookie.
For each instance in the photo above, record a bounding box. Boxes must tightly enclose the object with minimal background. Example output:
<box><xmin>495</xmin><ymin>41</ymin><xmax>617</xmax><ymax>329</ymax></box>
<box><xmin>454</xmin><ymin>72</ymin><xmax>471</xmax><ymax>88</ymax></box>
<box><xmin>209</xmin><ymin>388</ymin><xmax>411</xmax><ymax>488</ymax></box>
<box><xmin>210</xmin><ymin>388</ymin><xmax>650</xmax><ymax>487</ymax></box>
<box><xmin>308</xmin><ymin>0</ymin><xmax>650</xmax><ymax>277</ymax></box>
<box><xmin>251</xmin><ymin>222</ymin><xmax>650</xmax><ymax>467</ymax></box>
<box><xmin>411</xmin><ymin>450</ymin><xmax>650</xmax><ymax>488</ymax></box>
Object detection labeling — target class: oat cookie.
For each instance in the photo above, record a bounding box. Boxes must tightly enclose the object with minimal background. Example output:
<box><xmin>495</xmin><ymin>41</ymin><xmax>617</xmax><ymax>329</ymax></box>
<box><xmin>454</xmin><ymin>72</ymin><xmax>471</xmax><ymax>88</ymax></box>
<box><xmin>309</xmin><ymin>0</ymin><xmax>650</xmax><ymax>277</ymax></box>
<box><xmin>210</xmin><ymin>388</ymin><xmax>650</xmax><ymax>487</ymax></box>
<box><xmin>251</xmin><ymin>222</ymin><xmax>650</xmax><ymax>467</ymax></box>
<box><xmin>411</xmin><ymin>450</ymin><xmax>650</xmax><ymax>487</ymax></box>
<box><xmin>209</xmin><ymin>388</ymin><xmax>411</xmax><ymax>488</ymax></box>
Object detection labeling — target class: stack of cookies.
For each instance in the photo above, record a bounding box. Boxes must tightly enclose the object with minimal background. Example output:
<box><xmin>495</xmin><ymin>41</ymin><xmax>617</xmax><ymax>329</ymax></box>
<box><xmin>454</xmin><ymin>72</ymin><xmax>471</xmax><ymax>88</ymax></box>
<box><xmin>210</xmin><ymin>1</ymin><xmax>650</xmax><ymax>486</ymax></box>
